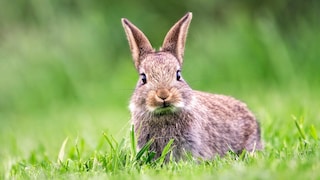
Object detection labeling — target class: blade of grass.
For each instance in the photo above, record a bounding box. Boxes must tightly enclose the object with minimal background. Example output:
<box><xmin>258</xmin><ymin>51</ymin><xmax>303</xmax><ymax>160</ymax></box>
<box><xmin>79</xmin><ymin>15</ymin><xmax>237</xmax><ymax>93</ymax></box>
<box><xmin>293</xmin><ymin>115</ymin><xmax>306</xmax><ymax>140</ymax></box>
<box><xmin>57</xmin><ymin>137</ymin><xmax>69</xmax><ymax>164</ymax></box>
<box><xmin>157</xmin><ymin>139</ymin><xmax>174</xmax><ymax>164</ymax></box>
<box><xmin>75</xmin><ymin>136</ymin><xmax>81</xmax><ymax>161</ymax></box>
<box><xmin>136</xmin><ymin>138</ymin><xmax>154</xmax><ymax>161</ymax></box>
<box><xmin>310</xmin><ymin>125</ymin><xmax>318</xmax><ymax>140</ymax></box>
<box><xmin>130</xmin><ymin>125</ymin><xmax>137</xmax><ymax>160</ymax></box>
<box><xmin>103</xmin><ymin>132</ymin><xmax>115</xmax><ymax>151</ymax></box>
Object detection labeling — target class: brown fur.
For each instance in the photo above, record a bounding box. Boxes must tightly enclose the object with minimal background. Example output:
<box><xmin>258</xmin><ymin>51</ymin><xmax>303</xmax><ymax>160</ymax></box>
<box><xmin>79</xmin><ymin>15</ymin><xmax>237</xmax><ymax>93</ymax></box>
<box><xmin>121</xmin><ymin>12</ymin><xmax>263</xmax><ymax>160</ymax></box>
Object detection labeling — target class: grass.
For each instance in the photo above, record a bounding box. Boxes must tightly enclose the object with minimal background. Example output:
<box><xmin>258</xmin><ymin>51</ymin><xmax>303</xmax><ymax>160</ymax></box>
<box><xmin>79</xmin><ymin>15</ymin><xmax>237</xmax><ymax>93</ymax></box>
<box><xmin>1</xmin><ymin>88</ymin><xmax>319</xmax><ymax>179</ymax></box>
<box><xmin>1</xmin><ymin>2</ymin><xmax>320</xmax><ymax>179</ymax></box>
<box><xmin>3</xmin><ymin>125</ymin><xmax>320</xmax><ymax>179</ymax></box>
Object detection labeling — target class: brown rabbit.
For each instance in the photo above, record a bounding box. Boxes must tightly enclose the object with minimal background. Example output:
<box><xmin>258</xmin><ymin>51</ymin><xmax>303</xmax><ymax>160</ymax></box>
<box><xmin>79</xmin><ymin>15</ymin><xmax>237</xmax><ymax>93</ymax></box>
<box><xmin>121</xmin><ymin>12</ymin><xmax>263</xmax><ymax>160</ymax></box>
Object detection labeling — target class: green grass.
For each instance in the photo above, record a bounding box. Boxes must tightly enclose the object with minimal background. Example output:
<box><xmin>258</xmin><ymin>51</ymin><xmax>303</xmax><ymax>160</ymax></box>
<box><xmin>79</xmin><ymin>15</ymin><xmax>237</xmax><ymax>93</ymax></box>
<box><xmin>1</xmin><ymin>88</ymin><xmax>319</xmax><ymax>179</ymax></box>
<box><xmin>1</xmin><ymin>1</ymin><xmax>320</xmax><ymax>179</ymax></box>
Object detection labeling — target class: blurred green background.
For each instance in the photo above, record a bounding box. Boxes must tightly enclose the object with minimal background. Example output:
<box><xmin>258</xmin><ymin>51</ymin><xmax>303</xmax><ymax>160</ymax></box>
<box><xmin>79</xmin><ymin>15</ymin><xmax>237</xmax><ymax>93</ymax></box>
<box><xmin>0</xmin><ymin>0</ymin><xmax>319</xmax><ymax>163</ymax></box>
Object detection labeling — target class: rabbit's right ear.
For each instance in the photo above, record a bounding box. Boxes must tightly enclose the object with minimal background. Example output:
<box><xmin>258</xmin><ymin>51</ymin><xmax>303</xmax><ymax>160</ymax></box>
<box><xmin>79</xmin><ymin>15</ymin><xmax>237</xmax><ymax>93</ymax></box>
<box><xmin>161</xmin><ymin>12</ymin><xmax>192</xmax><ymax>65</ymax></box>
<box><xmin>121</xmin><ymin>18</ymin><xmax>154</xmax><ymax>69</ymax></box>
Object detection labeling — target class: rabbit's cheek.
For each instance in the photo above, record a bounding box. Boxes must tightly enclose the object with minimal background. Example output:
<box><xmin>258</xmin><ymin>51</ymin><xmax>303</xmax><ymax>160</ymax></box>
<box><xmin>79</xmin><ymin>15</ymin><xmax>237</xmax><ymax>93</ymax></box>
<box><xmin>171</xmin><ymin>94</ymin><xmax>184</xmax><ymax>108</ymax></box>
<box><xmin>169</xmin><ymin>88</ymin><xmax>184</xmax><ymax>107</ymax></box>
<box><xmin>145</xmin><ymin>90</ymin><xmax>158</xmax><ymax>111</ymax></box>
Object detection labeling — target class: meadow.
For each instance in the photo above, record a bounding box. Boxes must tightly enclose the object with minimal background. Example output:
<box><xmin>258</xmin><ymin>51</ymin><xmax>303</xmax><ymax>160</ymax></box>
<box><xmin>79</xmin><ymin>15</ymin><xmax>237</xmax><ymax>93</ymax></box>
<box><xmin>0</xmin><ymin>1</ymin><xmax>319</xmax><ymax>179</ymax></box>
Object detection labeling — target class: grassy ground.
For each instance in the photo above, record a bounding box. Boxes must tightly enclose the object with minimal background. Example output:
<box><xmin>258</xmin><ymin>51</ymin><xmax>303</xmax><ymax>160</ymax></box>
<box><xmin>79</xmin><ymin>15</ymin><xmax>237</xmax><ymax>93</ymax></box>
<box><xmin>1</xmin><ymin>2</ymin><xmax>320</xmax><ymax>179</ymax></box>
<box><xmin>1</xmin><ymin>86</ymin><xmax>319</xmax><ymax>179</ymax></box>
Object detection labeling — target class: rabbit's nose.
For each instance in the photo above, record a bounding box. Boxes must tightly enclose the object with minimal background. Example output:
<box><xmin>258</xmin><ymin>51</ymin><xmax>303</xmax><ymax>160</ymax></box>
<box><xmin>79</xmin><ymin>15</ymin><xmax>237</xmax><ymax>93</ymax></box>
<box><xmin>156</xmin><ymin>89</ymin><xmax>170</xmax><ymax>100</ymax></box>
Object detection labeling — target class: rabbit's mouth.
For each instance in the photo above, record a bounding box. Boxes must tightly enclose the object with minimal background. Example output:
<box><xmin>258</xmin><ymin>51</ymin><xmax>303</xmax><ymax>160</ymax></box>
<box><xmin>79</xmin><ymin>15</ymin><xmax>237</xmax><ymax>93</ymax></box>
<box><xmin>151</xmin><ymin>101</ymin><xmax>177</xmax><ymax>114</ymax></box>
<box><xmin>162</xmin><ymin>101</ymin><xmax>171</xmax><ymax>108</ymax></box>
<box><xmin>153</xmin><ymin>105</ymin><xmax>176</xmax><ymax>115</ymax></box>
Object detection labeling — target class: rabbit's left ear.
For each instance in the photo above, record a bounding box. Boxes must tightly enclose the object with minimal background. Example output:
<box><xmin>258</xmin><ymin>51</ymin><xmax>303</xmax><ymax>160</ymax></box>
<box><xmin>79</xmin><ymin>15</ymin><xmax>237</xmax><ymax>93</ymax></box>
<box><xmin>161</xmin><ymin>12</ymin><xmax>192</xmax><ymax>65</ymax></box>
<box><xmin>122</xmin><ymin>18</ymin><xmax>154</xmax><ymax>70</ymax></box>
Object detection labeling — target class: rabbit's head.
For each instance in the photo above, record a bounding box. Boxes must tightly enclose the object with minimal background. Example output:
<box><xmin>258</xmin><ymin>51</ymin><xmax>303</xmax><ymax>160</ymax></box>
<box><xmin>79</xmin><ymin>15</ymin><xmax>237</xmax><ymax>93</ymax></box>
<box><xmin>122</xmin><ymin>13</ymin><xmax>193</xmax><ymax>115</ymax></box>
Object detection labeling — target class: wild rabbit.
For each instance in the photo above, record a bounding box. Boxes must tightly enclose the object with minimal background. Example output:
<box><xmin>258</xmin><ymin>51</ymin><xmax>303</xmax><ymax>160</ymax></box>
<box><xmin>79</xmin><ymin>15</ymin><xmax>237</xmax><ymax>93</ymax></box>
<box><xmin>121</xmin><ymin>12</ymin><xmax>263</xmax><ymax>160</ymax></box>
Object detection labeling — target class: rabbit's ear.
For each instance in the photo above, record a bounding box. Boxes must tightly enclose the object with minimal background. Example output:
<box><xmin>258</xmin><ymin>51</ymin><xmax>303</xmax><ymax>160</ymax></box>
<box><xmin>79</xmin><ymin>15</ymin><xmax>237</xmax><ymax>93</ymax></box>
<box><xmin>122</xmin><ymin>18</ymin><xmax>154</xmax><ymax>69</ymax></box>
<box><xmin>161</xmin><ymin>12</ymin><xmax>192</xmax><ymax>65</ymax></box>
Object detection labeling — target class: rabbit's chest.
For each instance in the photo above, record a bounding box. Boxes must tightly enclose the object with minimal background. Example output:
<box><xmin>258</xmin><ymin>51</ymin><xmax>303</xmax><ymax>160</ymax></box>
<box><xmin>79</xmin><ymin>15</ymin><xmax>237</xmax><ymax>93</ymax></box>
<box><xmin>141</xmin><ymin>123</ymin><xmax>189</xmax><ymax>145</ymax></box>
<box><xmin>136</xmin><ymin>120</ymin><xmax>192</xmax><ymax>158</ymax></box>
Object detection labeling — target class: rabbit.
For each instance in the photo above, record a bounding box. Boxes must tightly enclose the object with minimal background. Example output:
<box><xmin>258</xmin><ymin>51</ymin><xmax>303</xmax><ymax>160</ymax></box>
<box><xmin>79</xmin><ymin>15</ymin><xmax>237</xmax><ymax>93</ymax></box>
<box><xmin>121</xmin><ymin>12</ymin><xmax>263</xmax><ymax>160</ymax></box>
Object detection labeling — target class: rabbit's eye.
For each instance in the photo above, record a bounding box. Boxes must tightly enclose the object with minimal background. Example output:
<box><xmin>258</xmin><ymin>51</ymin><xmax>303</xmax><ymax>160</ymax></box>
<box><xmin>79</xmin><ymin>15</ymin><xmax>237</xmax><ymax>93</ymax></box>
<box><xmin>176</xmin><ymin>70</ymin><xmax>182</xmax><ymax>81</ymax></box>
<box><xmin>140</xmin><ymin>73</ymin><xmax>147</xmax><ymax>84</ymax></box>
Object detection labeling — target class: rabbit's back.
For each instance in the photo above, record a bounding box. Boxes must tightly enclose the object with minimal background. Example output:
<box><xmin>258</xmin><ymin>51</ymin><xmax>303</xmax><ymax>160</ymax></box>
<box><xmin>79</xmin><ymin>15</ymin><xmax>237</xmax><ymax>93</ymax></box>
<box><xmin>186</xmin><ymin>91</ymin><xmax>262</xmax><ymax>158</ymax></box>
